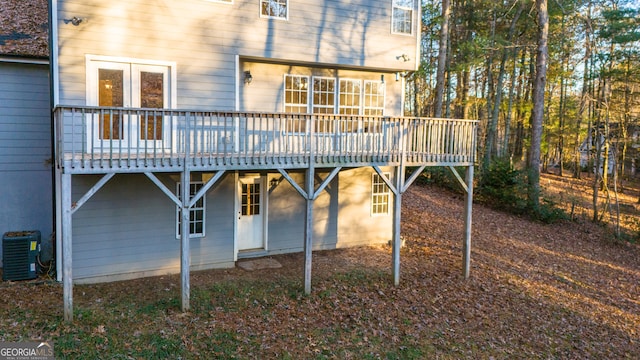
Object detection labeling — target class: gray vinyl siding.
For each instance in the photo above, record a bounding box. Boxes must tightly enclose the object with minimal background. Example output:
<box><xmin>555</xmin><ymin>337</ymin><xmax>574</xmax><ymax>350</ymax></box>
<box><xmin>267</xmin><ymin>170</ymin><xmax>339</xmax><ymax>253</ymax></box>
<box><xmin>56</xmin><ymin>0</ymin><xmax>417</xmax><ymax>108</ymax></box>
<box><xmin>0</xmin><ymin>62</ymin><xmax>52</xmax><ymax>265</ymax></box>
<box><xmin>337</xmin><ymin>167</ymin><xmax>393</xmax><ymax>247</ymax></box>
<box><xmin>71</xmin><ymin>173</ymin><xmax>235</xmax><ymax>282</ymax></box>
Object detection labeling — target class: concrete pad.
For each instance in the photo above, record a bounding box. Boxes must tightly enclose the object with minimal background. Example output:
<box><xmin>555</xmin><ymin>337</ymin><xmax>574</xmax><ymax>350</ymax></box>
<box><xmin>237</xmin><ymin>258</ymin><xmax>282</xmax><ymax>271</ymax></box>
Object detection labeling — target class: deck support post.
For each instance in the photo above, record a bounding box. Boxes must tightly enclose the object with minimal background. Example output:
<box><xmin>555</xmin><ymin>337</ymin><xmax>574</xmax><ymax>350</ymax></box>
<box><xmin>304</xmin><ymin>166</ymin><xmax>315</xmax><ymax>295</ymax></box>
<box><xmin>180</xmin><ymin>168</ymin><xmax>191</xmax><ymax>312</ymax></box>
<box><xmin>303</xmin><ymin>117</ymin><xmax>316</xmax><ymax>295</ymax></box>
<box><xmin>61</xmin><ymin>173</ymin><xmax>73</xmax><ymax>322</ymax></box>
<box><xmin>180</xmin><ymin>112</ymin><xmax>192</xmax><ymax>312</ymax></box>
<box><xmin>392</xmin><ymin>163</ymin><xmax>404</xmax><ymax>286</ymax></box>
<box><xmin>463</xmin><ymin>165</ymin><xmax>474</xmax><ymax>279</ymax></box>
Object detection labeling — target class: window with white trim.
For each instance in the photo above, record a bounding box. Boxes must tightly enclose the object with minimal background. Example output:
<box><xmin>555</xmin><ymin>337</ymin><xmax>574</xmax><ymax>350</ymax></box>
<box><xmin>284</xmin><ymin>75</ymin><xmax>309</xmax><ymax>132</ymax></box>
<box><xmin>284</xmin><ymin>75</ymin><xmax>309</xmax><ymax>113</ymax></box>
<box><xmin>372</xmin><ymin>173</ymin><xmax>391</xmax><ymax>215</ymax></box>
<box><xmin>364</xmin><ymin>80</ymin><xmax>385</xmax><ymax>116</ymax></box>
<box><xmin>312</xmin><ymin>77</ymin><xmax>336</xmax><ymax>114</ymax></box>
<box><xmin>176</xmin><ymin>182</ymin><xmax>205</xmax><ymax>238</ymax></box>
<box><xmin>261</xmin><ymin>0</ymin><xmax>287</xmax><ymax>19</ymax></box>
<box><xmin>339</xmin><ymin>79</ymin><xmax>361</xmax><ymax>115</ymax></box>
<box><xmin>392</xmin><ymin>0</ymin><xmax>414</xmax><ymax>35</ymax></box>
<box><xmin>281</xmin><ymin>75</ymin><xmax>386</xmax><ymax>132</ymax></box>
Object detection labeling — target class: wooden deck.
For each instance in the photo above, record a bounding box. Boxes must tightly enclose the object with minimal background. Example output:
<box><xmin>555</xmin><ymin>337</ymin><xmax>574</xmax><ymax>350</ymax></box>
<box><xmin>54</xmin><ymin>106</ymin><xmax>478</xmax><ymax>174</ymax></box>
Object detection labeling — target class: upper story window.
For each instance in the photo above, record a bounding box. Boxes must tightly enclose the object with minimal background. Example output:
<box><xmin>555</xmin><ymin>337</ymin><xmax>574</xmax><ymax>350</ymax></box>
<box><xmin>282</xmin><ymin>74</ymin><xmax>385</xmax><ymax>119</ymax></box>
<box><xmin>363</xmin><ymin>81</ymin><xmax>385</xmax><ymax>116</ymax></box>
<box><xmin>392</xmin><ymin>0</ymin><xmax>414</xmax><ymax>35</ymax></box>
<box><xmin>312</xmin><ymin>77</ymin><xmax>336</xmax><ymax>114</ymax></box>
<box><xmin>261</xmin><ymin>0</ymin><xmax>288</xmax><ymax>19</ymax></box>
<box><xmin>284</xmin><ymin>75</ymin><xmax>309</xmax><ymax>132</ymax></box>
<box><xmin>284</xmin><ymin>75</ymin><xmax>309</xmax><ymax>113</ymax></box>
<box><xmin>338</xmin><ymin>79</ymin><xmax>362</xmax><ymax>116</ymax></box>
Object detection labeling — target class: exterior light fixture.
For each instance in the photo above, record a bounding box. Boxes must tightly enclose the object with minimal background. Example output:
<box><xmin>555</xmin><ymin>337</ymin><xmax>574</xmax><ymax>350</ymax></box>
<box><xmin>244</xmin><ymin>71</ymin><xmax>253</xmax><ymax>84</ymax></box>
<box><xmin>380</xmin><ymin>74</ymin><xmax>385</xmax><ymax>84</ymax></box>
<box><xmin>63</xmin><ymin>17</ymin><xmax>83</xmax><ymax>26</ymax></box>
<box><xmin>395</xmin><ymin>71</ymin><xmax>409</xmax><ymax>81</ymax></box>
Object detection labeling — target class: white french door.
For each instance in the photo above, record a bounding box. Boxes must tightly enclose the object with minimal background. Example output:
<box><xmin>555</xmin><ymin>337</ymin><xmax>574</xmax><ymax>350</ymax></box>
<box><xmin>237</xmin><ymin>175</ymin><xmax>266</xmax><ymax>251</ymax></box>
<box><xmin>87</xmin><ymin>59</ymin><xmax>171</xmax><ymax>152</ymax></box>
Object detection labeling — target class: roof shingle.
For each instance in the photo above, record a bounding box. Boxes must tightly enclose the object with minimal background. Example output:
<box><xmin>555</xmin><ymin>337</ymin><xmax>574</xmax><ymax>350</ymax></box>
<box><xmin>0</xmin><ymin>0</ymin><xmax>49</xmax><ymax>58</ymax></box>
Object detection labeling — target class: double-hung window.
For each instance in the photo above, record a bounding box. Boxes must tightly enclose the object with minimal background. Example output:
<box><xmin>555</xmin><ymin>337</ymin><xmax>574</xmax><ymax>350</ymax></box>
<box><xmin>392</xmin><ymin>0</ymin><xmax>414</xmax><ymax>35</ymax></box>
<box><xmin>282</xmin><ymin>75</ymin><xmax>385</xmax><ymax>132</ymax></box>
<box><xmin>363</xmin><ymin>80</ymin><xmax>385</xmax><ymax>116</ymax></box>
<box><xmin>312</xmin><ymin>77</ymin><xmax>336</xmax><ymax>132</ymax></box>
<box><xmin>284</xmin><ymin>75</ymin><xmax>309</xmax><ymax>132</ymax></box>
<box><xmin>176</xmin><ymin>182</ymin><xmax>205</xmax><ymax>238</ymax></box>
<box><xmin>372</xmin><ymin>173</ymin><xmax>391</xmax><ymax>215</ymax></box>
<box><xmin>338</xmin><ymin>79</ymin><xmax>361</xmax><ymax>132</ymax></box>
<box><xmin>338</xmin><ymin>79</ymin><xmax>361</xmax><ymax>116</ymax></box>
<box><xmin>312</xmin><ymin>77</ymin><xmax>336</xmax><ymax>114</ymax></box>
<box><xmin>261</xmin><ymin>0</ymin><xmax>287</xmax><ymax>19</ymax></box>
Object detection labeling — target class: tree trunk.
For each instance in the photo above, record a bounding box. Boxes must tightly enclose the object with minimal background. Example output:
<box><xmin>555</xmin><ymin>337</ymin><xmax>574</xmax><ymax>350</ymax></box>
<box><xmin>528</xmin><ymin>0</ymin><xmax>549</xmax><ymax>209</ymax></box>
<box><xmin>434</xmin><ymin>0</ymin><xmax>451</xmax><ymax>118</ymax></box>
<box><xmin>491</xmin><ymin>2</ymin><xmax>524</xmax><ymax>159</ymax></box>
<box><xmin>503</xmin><ymin>47</ymin><xmax>519</xmax><ymax>158</ymax></box>
<box><xmin>574</xmin><ymin>2</ymin><xmax>593</xmax><ymax>179</ymax></box>
<box><xmin>556</xmin><ymin>13</ymin><xmax>570</xmax><ymax>177</ymax></box>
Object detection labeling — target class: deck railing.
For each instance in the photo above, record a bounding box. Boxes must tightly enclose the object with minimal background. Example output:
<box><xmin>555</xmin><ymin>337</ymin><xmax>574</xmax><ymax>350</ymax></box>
<box><xmin>54</xmin><ymin>106</ymin><xmax>477</xmax><ymax>173</ymax></box>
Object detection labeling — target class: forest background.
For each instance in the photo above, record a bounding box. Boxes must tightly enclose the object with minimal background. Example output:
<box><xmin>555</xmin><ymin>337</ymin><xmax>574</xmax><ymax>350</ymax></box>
<box><xmin>409</xmin><ymin>0</ymin><xmax>640</xmax><ymax>237</ymax></box>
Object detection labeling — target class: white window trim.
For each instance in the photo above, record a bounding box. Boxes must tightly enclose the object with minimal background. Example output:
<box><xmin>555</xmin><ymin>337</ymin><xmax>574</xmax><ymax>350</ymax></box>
<box><xmin>260</xmin><ymin>0</ymin><xmax>289</xmax><ymax>20</ymax></box>
<box><xmin>391</xmin><ymin>0</ymin><xmax>414</xmax><ymax>35</ymax></box>
<box><xmin>283</xmin><ymin>74</ymin><xmax>310</xmax><ymax>113</ymax></box>
<box><xmin>85</xmin><ymin>55</ymin><xmax>178</xmax><ymax>153</ymax></box>
<box><xmin>282</xmin><ymin>74</ymin><xmax>387</xmax><ymax>119</ymax></box>
<box><xmin>371</xmin><ymin>172</ymin><xmax>391</xmax><ymax>216</ymax></box>
<box><xmin>338</xmin><ymin>78</ymin><xmax>362</xmax><ymax>115</ymax></box>
<box><xmin>86</xmin><ymin>54</ymin><xmax>177</xmax><ymax>95</ymax></box>
<box><xmin>363</xmin><ymin>80</ymin><xmax>386</xmax><ymax>116</ymax></box>
<box><xmin>311</xmin><ymin>76</ymin><xmax>336</xmax><ymax>114</ymax></box>
<box><xmin>176</xmin><ymin>181</ymin><xmax>206</xmax><ymax>238</ymax></box>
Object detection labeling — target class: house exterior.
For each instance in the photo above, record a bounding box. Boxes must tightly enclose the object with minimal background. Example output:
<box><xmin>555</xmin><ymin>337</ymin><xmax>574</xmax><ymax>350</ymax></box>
<box><xmin>579</xmin><ymin>133</ymin><xmax>616</xmax><ymax>175</ymax></box>
<box><xmin>0</xmin><ymin>0</ymin><xmax>53</xmax><ymax>266</ymax></box>
<box><xmin>49</xmin><ymin>0</ymin><xmax>478</xmax><ymax>320</ymax></box>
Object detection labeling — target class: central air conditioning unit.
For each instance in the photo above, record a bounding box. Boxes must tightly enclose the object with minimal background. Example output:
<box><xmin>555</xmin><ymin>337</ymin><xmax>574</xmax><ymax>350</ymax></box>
<box><xmin>2</xmin><ymin>230</ymin><xmax>40</xmax><ymax>281</ymax></box>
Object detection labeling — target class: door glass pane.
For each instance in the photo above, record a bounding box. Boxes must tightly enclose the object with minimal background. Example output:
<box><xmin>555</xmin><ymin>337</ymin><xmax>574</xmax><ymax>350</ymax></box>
<box><xmin>98</xmin><ymin>69</ymin><xmax>123</xmax><ymax>140</ymax></box>
<box><xmin>140</xmin><ymin>71</ymin><xmax>164</xmax><ymax>140</ymax></box>
<box><xmin>241</xmin><ymin>182</ymin><xmax>260</xmax><ymax>216</ymax></box>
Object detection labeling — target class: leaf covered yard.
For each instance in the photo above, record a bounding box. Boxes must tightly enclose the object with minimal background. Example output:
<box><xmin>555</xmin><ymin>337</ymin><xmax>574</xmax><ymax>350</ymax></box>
<box><xmin>1</xmin><ymin>180</ymin><xmax>639</xmax><ymax>359</ymax></box>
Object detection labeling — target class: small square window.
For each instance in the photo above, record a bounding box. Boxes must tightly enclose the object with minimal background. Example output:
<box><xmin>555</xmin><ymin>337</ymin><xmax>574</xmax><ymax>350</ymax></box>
<box><xmin>261</xmin><ymin>0</ymin><xmax>287</xmax><ymax>19</ymax></box>
<box><xmin>392</xmin><ymin>0</ymin><xmax>414</xmax><ymax>35</ymax></box>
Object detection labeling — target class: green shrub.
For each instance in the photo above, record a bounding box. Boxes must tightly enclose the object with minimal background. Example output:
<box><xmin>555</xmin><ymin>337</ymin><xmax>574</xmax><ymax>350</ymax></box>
<box><xmin>414</xmin><ymin>167</ymin><xmax>466</xmax><ymax>194</ymax></box>
<box><xmin>477</xmin><ymin>159</ymin><xmax>528</xmax><ymax>214</ymax></box>
<box><xmin>476</xmin><ymin>159</ymin><xmax>568</xmax><ymax>223</ymax></box>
